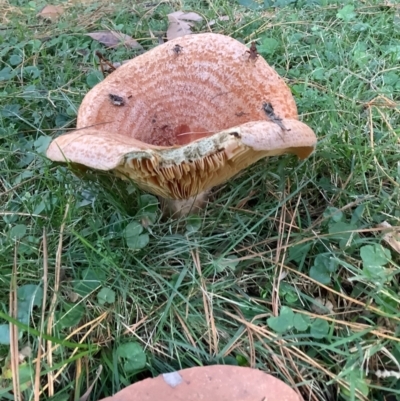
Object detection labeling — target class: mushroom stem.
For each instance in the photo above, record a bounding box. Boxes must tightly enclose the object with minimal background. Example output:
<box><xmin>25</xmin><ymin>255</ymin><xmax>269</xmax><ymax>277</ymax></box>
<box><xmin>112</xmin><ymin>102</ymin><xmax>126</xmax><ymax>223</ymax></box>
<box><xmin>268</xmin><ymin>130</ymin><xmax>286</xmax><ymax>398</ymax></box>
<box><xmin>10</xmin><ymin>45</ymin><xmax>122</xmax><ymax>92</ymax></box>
<box><xmin>159</xmin><ymin>192</ymin><xmax>209</xmax><ymax>218</ymax></box>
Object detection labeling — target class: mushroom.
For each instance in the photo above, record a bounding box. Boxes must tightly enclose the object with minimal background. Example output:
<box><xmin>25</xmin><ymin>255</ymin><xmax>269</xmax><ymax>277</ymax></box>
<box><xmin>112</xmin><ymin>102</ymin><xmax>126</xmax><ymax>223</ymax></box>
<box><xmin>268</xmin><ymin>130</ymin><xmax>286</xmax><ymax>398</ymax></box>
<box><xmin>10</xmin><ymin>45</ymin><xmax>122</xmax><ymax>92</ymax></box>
<box><xmin>97</xmin><ymin>365</ymin><xmax>301</xmax><ymax>401</ymax></box>
<box><xmin>47</xmin><ymin>33</ymin><xmax>317</xmax><ymax>214</ymax></box>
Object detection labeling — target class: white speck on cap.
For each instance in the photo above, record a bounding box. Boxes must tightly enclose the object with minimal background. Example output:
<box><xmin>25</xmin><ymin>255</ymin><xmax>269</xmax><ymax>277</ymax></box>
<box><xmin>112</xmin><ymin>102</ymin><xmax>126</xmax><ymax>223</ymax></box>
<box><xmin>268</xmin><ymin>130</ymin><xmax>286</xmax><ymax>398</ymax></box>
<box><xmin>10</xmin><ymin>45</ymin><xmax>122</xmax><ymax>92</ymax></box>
<box><xmin>162</xmin><ymin>371</ymin><xmax>183</xmax><ymax>387</ymax></box>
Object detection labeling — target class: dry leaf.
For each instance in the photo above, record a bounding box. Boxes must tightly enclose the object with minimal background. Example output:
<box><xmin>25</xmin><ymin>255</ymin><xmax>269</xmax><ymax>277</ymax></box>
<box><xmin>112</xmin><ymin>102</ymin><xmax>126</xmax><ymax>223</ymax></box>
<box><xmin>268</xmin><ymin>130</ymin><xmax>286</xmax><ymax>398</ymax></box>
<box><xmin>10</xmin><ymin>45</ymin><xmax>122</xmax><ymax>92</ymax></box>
<box><xmin>37</xmin><ymin>5</ymin><xmax>64</xmax><ymax>21</ymax></box>
<box><xmin>167</xmin><ymin>11</ymin><xmax>203</xmax><ymax>40</ymax></box>
<box><xmin>377</xmin><ymin>221</ymin><xmax>400</xmax><ymax>254</ymax></box>
<box><xmin>86</xmin><ymin>31</ymin><xmax>143</xmax><ymax>50</ymax></box>
<box><xmin>312</xmin><ymin>297</ymin><xmax>334</xmax><ymax>314</ymax></box>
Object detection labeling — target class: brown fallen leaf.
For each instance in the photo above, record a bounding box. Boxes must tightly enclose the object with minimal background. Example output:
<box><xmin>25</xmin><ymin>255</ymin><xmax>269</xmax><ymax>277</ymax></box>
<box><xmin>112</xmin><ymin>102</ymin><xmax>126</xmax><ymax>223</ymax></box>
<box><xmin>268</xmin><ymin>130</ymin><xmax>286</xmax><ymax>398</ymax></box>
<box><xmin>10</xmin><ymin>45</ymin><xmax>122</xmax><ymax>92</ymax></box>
<box><xmin>377</xmin><ymin>221</ymin><xmax>400</xmax><ymax>254</ymax></box>
<box><xmin>86</xmin><ymin>31</ymin><xmax>143</xmax><ymax>50</ymax></box>
<box><xmin>37</xmin><ymin>5</ymin><xmax>64</xmax><ymax>22</ymax></box>
<box><xmin>167</xmin><ymin>11</ymin><xmax>203</xmax><ymax>40</ymax></box>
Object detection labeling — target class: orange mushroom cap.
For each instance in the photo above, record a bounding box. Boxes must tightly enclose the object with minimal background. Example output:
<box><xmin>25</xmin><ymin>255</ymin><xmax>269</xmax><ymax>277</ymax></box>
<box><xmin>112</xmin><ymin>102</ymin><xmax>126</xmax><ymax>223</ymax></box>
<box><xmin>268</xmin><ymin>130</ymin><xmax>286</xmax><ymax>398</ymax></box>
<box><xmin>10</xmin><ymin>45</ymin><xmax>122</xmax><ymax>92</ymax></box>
<box><xmin>47</xmin><ymin>33</ymin><xmax>317</xmax><ymax>200</ymax></box>
<box><xmin>97</xmin><ymin>365</ymin><xmax>301</xmax><ymax>401</ymax></box>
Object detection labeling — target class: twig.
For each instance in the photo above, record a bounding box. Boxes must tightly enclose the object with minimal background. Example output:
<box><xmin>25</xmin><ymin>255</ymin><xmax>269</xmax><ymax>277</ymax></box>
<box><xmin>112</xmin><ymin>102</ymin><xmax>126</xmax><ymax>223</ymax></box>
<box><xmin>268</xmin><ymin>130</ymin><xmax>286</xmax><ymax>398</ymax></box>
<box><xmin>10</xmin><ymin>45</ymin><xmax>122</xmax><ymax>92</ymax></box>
<box><xmin>35</xmin><ymin>228</ymin><xmax>49</xmax><ymax>401</ymax></box>
<box><xmin>10</xmin><ymin>245</ymin><xmax>21</xmax><ymax>401</ymax></box>
<box><xmin>46</xmin><ymin>201</ymin><xmax>70</xmax><ymax>396</ymax></box>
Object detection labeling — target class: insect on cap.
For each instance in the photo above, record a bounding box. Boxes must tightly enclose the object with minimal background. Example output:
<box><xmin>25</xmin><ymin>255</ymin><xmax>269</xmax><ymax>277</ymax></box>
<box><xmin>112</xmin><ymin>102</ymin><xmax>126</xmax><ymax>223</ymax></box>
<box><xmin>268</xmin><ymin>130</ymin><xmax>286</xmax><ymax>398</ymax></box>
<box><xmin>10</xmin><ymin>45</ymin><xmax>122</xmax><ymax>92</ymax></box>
<box><xmin>109</xmin><ymin>94</ymin><xmax>125</xmax><ymax>106</ymax></box>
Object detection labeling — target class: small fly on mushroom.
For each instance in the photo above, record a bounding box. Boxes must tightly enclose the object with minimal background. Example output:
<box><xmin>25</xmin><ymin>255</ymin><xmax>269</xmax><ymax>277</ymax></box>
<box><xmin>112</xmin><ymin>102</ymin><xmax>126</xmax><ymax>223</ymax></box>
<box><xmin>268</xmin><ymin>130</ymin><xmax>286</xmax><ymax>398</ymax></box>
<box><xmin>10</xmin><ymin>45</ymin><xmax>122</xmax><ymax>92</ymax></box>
<box><xmin>246</xmin><ymin>41</ymin><xmax>259</xmax><ymax>62</ymax></box>
<box><xmin>172</xmin><ymin>44</ymin><xmax>183</xmax><ymax>55</ymax></box>
<box><xmin>262</xmin><ymin>102</ymin><xmax>290</xmax><ymax>137</ymax></box>
<box><xmin>109</xmin><ymin>94</ymin><xmax>125</xmax><ymax>106</ymax></box>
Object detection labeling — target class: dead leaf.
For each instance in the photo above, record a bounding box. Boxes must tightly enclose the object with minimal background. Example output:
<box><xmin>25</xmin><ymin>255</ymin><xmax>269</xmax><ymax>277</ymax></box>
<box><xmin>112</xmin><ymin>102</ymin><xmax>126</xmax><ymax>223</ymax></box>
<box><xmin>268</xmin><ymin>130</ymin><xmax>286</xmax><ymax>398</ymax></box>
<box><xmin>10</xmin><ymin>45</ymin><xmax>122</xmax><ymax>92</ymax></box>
<box><xmin>37</xmin><ymin>5</ymin><xmax>64</xmax><ymax>21</ymax></box>
<box><xmin>86</xmin><ymin>31</ymin><xmax>143</xmax><ymax>50</ymax></box>
<box><xmin>167</xmin><ymin>11</ymin><xmax>203</xmax><ymax>40</ymax></box>
<box><xmin>377</xmin><ymin>221</ymin><xmax>400</xmax><ymax>254</ymax></box>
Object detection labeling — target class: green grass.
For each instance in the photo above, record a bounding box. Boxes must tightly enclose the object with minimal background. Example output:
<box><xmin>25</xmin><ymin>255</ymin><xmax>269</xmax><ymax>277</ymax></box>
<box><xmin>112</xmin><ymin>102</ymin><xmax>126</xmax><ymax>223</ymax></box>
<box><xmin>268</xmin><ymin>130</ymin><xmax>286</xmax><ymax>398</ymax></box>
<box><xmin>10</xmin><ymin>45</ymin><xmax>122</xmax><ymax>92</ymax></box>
<box><xmin>1</xmin><ymin>0</ymin><xmax>400</xmax><ymax>400</ymax></box>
